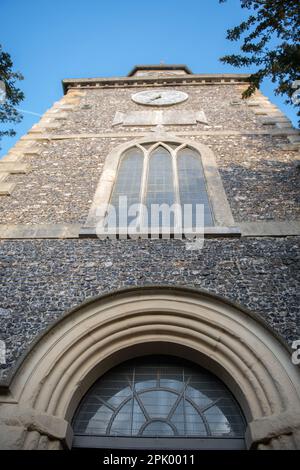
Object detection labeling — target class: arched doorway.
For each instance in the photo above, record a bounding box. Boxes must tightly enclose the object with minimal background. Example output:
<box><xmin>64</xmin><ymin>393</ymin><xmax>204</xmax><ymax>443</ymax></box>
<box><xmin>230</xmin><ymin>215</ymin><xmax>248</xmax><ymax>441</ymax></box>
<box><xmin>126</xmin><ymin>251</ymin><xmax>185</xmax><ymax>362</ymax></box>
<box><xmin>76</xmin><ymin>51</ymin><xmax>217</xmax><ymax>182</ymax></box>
<box><xmin>0</xmin><ymin>287</ymin><xmax>299</xmax><ymax>449</ymax></box>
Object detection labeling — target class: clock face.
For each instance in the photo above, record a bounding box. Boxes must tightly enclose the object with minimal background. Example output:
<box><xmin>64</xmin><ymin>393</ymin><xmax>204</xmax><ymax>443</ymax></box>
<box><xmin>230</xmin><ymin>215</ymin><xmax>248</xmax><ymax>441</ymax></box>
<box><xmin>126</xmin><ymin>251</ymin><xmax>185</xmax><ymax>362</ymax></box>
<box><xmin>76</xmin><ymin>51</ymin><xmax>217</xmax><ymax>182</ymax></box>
<box><xmin>131</xmin><ymin>90</ymin><xmax>188</xmax><ymax>106</ymax></box>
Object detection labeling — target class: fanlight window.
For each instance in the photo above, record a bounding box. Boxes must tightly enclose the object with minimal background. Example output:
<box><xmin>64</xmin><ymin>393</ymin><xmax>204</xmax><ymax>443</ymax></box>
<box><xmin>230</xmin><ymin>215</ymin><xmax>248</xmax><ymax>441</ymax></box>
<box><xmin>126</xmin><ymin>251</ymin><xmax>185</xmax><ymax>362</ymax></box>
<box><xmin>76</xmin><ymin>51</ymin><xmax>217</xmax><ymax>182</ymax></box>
<box><xmin>73</xmin><ymin>356</ymin><xmax>246</xmax><ymax>440</ymax></box>
<box><xmin>105</xmin><ymin>142</ymin><xmax>214</xmax><ymax>235</ymax></box>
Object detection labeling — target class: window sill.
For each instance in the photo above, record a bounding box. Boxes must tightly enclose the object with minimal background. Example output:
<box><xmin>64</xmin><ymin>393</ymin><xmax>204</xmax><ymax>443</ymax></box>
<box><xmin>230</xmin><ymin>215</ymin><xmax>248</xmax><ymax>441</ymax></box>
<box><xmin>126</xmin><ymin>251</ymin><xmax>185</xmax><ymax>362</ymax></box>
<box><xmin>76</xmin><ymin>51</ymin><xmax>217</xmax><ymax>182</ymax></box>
<box><xmin>79</xmin><ymin>226</ymin><xmax>242</xmax><ymax>239</ymax></box>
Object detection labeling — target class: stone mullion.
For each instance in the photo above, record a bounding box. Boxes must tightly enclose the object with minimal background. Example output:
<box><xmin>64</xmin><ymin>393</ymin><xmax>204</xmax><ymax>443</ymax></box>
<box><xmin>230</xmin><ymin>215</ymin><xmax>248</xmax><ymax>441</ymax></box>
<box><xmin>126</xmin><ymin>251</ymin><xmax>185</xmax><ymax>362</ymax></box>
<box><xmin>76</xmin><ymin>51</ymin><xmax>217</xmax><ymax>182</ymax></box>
<box><xmin>139</xmin><ymin>147</ymin><xmax>149</xmax><ymax>238</ymax></box>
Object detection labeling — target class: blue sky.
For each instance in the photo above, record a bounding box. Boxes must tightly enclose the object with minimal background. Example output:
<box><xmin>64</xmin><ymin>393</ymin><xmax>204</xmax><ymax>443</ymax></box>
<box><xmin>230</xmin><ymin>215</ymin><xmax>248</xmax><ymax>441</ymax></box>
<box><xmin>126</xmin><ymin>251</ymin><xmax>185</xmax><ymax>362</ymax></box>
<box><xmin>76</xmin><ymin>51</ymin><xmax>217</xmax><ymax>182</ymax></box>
<box><xmin>1</xmin><ymin>0</ymin><xmax>298</xmax><ymax>157</ymax></box>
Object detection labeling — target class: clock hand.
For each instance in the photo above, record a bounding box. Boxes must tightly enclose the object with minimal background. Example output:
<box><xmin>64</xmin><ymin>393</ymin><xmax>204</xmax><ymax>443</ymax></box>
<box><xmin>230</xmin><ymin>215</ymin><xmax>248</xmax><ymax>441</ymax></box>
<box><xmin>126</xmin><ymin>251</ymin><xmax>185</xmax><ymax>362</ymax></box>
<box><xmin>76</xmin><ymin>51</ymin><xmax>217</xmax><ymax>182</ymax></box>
<box><xmin>150</xmin><ymin>94</ymin><xmax>162</xmax><ymax>101</ymax></box>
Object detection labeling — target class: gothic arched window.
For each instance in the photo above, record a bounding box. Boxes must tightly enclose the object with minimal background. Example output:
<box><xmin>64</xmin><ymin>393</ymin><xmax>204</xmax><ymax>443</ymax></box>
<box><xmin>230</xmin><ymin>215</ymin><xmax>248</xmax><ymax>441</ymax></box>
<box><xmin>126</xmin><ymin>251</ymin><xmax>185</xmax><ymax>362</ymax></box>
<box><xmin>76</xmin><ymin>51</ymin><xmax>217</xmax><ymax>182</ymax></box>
<box><xmin>107</xmin><ymin>147</ymin><xmax>144</xmax><ymax>228</ymax></box>
<box><xmin>72</xmin><ymin>356</ymin><xmax>246</xmax><ymax>449</ymax></box>
<box><xmin>105</xmin><ymin>142</ymin><xmax>214</xmax><ymax>236</ymax></box>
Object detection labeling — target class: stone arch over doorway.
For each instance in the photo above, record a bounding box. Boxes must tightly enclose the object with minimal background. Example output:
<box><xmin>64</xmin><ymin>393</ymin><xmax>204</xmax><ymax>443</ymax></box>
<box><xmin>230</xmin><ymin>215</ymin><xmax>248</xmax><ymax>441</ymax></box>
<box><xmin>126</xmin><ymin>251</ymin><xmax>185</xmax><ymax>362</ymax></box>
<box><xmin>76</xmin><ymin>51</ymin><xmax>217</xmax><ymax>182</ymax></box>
<box><xmin>0</xmin><ymin>286</ymin><xmax>299</xmax><ymax>449</ymax></box>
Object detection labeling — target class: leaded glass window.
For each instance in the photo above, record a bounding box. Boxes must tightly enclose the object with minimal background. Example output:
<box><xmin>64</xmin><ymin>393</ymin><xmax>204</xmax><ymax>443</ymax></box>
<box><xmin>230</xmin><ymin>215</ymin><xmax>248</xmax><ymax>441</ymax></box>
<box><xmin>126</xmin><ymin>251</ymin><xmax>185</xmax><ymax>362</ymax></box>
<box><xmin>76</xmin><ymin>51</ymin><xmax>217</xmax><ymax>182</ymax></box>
<box><xmin>106</xmin><ymin>147</ymin><xmax>143</xmax><ymax>229</ymax></box>
<box><xmin>145</xmin><ymin>147</ymin><xmax>175</xmax><ymax>229</ymax></box>
<box><xmin>106</xmin><ymin>142</ymin><xmax>214</xmax><ymax>234</ymax></box>
<box><xmin>73</xmin><ymin>356</ymin><xmax>246</xmax><ymax>439</ymax></box>
<box><xmin>178</xmin><ymin>148</ymin><xmax>213</xmax><ymax>227</ymax></box>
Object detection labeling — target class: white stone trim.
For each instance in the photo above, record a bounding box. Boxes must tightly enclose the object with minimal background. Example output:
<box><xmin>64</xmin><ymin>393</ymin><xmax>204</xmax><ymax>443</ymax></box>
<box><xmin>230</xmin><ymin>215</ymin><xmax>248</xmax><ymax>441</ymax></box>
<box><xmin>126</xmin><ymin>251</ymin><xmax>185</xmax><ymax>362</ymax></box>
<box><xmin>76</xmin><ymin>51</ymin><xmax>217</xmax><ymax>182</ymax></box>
<box><xmin>112</xmin><ymin>110</ymin><xmax>208</xmax><ymax>126</ymax></box>
<box><xmin>0</xmin><ymin>224</ymin><xmax>241</xmax><ymax>239</ymax></box>
<box><xmin>20</xmin><ymin>128</ymin><xmax>300</xmax><ymax>141</ymax></box>
<box><xmin>26</xmin><ymin>89</ymin><xmax>86</xmax><ymax>135</ymax></box>
<box><xmin>0</xmin><ymin>141</ymin><xmax>37</xmax><ymax>196</ymax></box>
<box><xmin>240</xmin><ymin>221</ymin><xmax>300</xmax><ymax>237</ymax></box>
<box><xmin>62</xmin><ymin>73</ymin><xmax>251</xmax><ymax>93</ymax></box>
<box><xmin>0</xmin><ymin>224</ymin><xmax>81</xmax><ymax>239</ymax></box>
<box><xmin>246</xmin><ymin>91</ymin><xmax>300</xmax><ymax>151</ymax></box>
<box><xmin>1</xmin><ymin>222</ymin><xmax>300</xmax><ymax>239</ymax></box>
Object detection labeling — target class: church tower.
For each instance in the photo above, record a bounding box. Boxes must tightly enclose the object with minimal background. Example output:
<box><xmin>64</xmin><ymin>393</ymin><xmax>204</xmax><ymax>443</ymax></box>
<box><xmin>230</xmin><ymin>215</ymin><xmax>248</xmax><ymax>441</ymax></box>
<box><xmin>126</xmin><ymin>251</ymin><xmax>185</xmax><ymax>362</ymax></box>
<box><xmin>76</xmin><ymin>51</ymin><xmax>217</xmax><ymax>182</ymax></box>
<box><xmin>0</xmin><ymin>65</ymin><xmax>299</xmax><ymax>450</ymax></box>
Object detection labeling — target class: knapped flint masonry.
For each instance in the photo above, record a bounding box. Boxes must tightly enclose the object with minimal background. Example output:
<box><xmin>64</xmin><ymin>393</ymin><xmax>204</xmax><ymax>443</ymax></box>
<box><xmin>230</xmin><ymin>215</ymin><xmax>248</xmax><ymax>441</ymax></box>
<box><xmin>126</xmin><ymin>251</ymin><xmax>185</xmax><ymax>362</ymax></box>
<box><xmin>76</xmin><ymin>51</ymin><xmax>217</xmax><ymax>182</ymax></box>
<box><xmin>0</xmin><ymin>65</ymin><xmax>299</xmax><ymax>450</ymax></box>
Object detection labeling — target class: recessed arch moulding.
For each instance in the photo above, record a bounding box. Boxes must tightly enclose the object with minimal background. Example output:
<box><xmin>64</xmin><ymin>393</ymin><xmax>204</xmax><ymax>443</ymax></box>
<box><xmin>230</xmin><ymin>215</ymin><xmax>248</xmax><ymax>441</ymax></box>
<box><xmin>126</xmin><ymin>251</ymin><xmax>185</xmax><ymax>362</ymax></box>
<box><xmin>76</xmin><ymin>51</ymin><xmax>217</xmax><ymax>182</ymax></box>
<box><xmin>81</xmin><ymin>133</ymin><xmax>236</xmax><ymax>236</ymax></box>
<box><xmin>0</xmin><ymin>286</ymin><xmax>300</xmax><ymax>449</ymax></box>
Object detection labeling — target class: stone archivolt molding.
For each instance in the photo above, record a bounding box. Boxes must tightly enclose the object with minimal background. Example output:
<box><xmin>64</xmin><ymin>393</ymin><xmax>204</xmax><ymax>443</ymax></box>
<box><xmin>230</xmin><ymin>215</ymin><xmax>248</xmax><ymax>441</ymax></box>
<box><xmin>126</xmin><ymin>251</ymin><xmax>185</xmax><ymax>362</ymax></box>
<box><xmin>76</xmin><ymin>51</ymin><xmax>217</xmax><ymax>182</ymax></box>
<box><xmin>0</xmin><ymin>286</ymin><xmax>299</xmax><ymax>450</ymax></box>
<box><xmin>20</xmin><ymin>129</ymin><xmax>300</xmax><ymax>140</ymax></box>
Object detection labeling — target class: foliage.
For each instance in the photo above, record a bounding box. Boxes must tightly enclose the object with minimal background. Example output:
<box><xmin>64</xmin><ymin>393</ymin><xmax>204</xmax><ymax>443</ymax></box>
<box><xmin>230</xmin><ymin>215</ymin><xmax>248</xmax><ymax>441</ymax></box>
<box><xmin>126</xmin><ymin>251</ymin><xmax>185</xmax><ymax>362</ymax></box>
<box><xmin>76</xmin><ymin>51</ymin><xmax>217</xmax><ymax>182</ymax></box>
<box><xmin>220</xmin><ymin>0</ymin><xmax>300</xmax><ymax>124</ymax></box>
<box><xmin>0</xmin><ymin>44</ymin><xmax>24</xmax><ymax>149</ymax></box>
